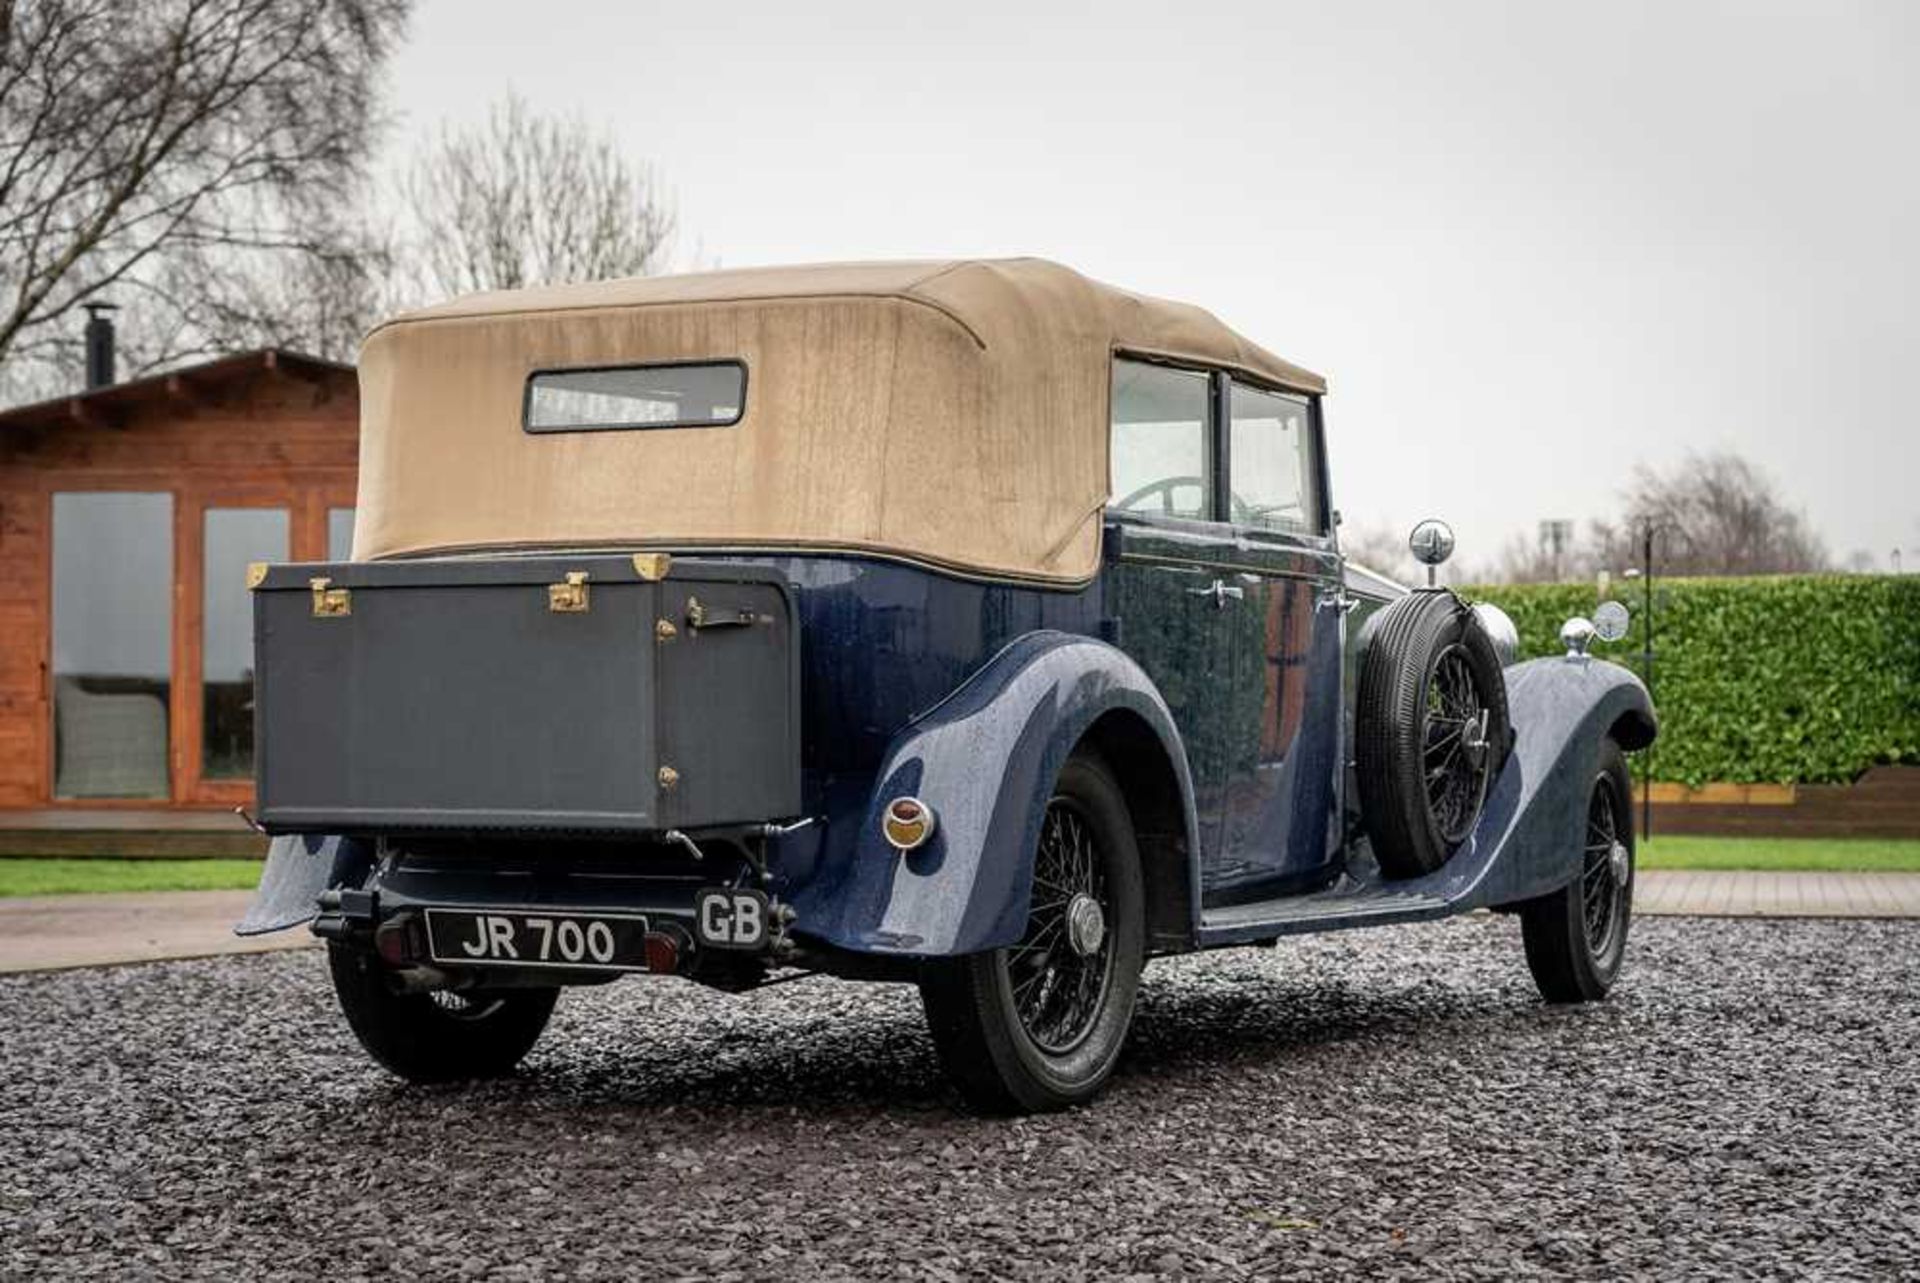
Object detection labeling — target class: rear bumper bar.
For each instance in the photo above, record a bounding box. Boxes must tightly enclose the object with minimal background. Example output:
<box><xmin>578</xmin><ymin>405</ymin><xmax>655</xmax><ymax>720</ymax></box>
<box><xmin>316</xmin><ymin>858</ymin><xmax>795</xmax><ymax>985</ymax></box>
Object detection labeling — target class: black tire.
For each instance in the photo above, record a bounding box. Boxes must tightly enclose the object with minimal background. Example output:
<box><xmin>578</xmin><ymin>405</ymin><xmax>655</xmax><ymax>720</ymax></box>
<box><xmin>327</xmin><ymin>943</ymin><xmax>559</xmax><ymax>1083</ymax></box>
<box><xmin>1521</xmin><ymin>738</ymin><xmax>1635</xmax><ymax>1003</ymax></box>
<box><xmin>918</xmin><ymin>752</ymin><xmax>1146</xmax><ymax>1114</ymax></box>
<box><xmin>1356</xmin><ymin>590</ymin><xmax>1511</xmax><ymax>879</ymax></box>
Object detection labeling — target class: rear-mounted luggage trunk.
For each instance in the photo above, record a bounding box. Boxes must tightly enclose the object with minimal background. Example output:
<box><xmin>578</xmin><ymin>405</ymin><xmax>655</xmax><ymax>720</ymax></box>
<box><xmin>251</xmin><ymin>554</ymin><xmax>800</xmax><ymax>836</ymax></box>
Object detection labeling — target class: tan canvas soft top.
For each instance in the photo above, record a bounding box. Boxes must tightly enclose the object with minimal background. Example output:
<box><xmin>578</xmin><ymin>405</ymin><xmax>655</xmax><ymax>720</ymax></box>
<box><xmin>354</xmin><ymin>257</ymin><xmax>1324</xmax><ymax>584</ymax></box>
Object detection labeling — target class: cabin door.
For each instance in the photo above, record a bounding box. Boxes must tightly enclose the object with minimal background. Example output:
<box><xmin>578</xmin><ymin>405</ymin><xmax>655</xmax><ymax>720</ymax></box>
<box><xmin>1202</xmin><ymin>383</ymin><xmax>1345</xmax><ymax>905</ymax></box>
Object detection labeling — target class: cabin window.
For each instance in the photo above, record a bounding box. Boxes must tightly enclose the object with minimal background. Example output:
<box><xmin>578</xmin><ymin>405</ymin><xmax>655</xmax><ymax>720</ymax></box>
<box><xmin>51</xmin><ymin>493</ymin><xmax>173</xmax><ymax>799</ymax></box>
<box><xmin>1228</xmin><ymin>381</ymin><xmax>1318</xmax><ymax>535</ymax></box>
<box><xmin>202</xmin><ymin>508</ymin><xmax>289</xmax><ymax>780</ymax></box>
<box><xmin>523</xmin><ymin>361</ymin><xmax>746</xmax><ymax>433</ymax></box>
<box><xmin>1109</xmin><ymin>359</ymin><xmax>1212</xmax><ymax>521</ymax></box>
<box><xmin>327</xmin><ymin>507</ymin><xmax>355</xmax><ymax>561</ymax></box>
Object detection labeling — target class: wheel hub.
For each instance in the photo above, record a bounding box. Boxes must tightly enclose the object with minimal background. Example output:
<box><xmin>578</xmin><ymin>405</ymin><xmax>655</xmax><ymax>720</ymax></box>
<box><xmin>1066</xmin><ymin>893</ymin><xmax>1106</xmax><ymax>958</ymax></box>
<box><xmin>1461</xmin><ymin>709</ymin><xmax>1491</xmax><ymax>769</ymax></box>
<box><xmin>1610</xmin><ymin>840</ymin><xmax>1631</xmax><ymax>884</ymax></box>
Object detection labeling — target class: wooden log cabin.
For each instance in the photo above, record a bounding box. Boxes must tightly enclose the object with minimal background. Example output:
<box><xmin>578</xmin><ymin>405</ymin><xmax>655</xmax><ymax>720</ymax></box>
<box><xmin>0</xmin><ymin>343</ymin><xmax>357</xmax><ymax>854</ymax></box>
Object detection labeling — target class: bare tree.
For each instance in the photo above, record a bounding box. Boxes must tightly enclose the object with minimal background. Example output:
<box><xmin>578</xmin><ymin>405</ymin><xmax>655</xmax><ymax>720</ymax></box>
<box><xmin>0</xmin><ymin>0</ymin><xmax>410</xmax><ymax>396</ymax></box>
<box><xmin>1590</xmin><ymin>452</ymin><xmax>1829</xmax><ymax>576</ymax></box>
<box><xmin>1474</xmin><ymin>526</ymin><xmax>1607</xmax><ymax>585</ymax></box>
<box><xmin>402</xmin><ymin>94</ymin><xmax>674</xmax><ymax>300</ymax></box>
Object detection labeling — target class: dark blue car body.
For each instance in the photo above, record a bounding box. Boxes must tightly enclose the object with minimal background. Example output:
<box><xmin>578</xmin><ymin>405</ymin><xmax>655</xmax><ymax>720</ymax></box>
<box><xmin>242</xmin><ymin>257</ymin><xmax>1655</xmax><ymax>996</ymax></box>
<box><xmin>246</xmin><ymin>526</ymin><xmax>1654</xmax><ymax>967</ymax></box>
<box><xmin>239</xmin><ymin>259</ymin><xmax>1661</xmax><ymax>1108</ymax></box>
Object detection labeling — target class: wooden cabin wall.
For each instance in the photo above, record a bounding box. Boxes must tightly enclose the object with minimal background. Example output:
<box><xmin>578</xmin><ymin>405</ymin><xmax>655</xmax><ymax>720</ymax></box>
<box><xmin>0</xmin><ymin>371</ymin><xmax>358</xmax><ymax>809</ymax></box>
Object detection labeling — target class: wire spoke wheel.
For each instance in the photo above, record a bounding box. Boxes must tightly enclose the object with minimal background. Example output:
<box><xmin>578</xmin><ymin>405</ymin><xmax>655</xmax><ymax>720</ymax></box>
<box><xmin>427</xmin><ymin>990</ymin><xmax>506</xmax><ymax>1022</ymax></box>
<box><xmin>1422</xmin><ymin>644</ymin><xmax>1494</xmax><ymax>845</ymax></box>
<box><xmin>1001</xmin><ymin>799</ymin><xmax>1114</xmax><ymax>1056</ymax></box>
<box><xmin>1580</xmin><ymin>772</ymin><xmax>1629</xmax><ymax>956</ymax></box>
<box><xmin>1519</xmin><ymin>737</ymin><xmax>1636</xmax><ymax>1005</ymax></box>
<box><xmin>327</xmin><ymin>943</ymin><xmax>558</xmax><ymax>1083</ymax></box>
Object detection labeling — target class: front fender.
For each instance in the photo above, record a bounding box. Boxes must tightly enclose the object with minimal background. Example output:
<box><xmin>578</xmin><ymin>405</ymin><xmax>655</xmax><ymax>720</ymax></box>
<box><xmin>786</xmin><ymin>630</ymin><xmax>1198</xmax><ymax>957</ymax></box>
<box><xmin>1473</xmin><ymin>656</ymin><xmax>1657</xmax><ymax>908</ymax></box>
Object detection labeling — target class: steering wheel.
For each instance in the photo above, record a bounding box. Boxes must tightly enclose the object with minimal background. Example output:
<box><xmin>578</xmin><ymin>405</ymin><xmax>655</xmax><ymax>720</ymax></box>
<box><xmin>1113</xmin><ymin>476</ymin><xmax>1208</xmax><ymax>518</ymax></box>
<box><xmin>1114</xmin><ymin>476</ymin><xmax>1271</xmax><ymax>526</ymax></box>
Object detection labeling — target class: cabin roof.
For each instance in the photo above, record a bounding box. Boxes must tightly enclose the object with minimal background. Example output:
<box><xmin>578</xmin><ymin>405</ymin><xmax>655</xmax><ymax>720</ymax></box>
<box><xmin>0</xmin><ymin>348</ymin><xmax>353</xmax><ymax>433</ymax></box>
<box><xmin>379</xmin><ymin>258</ymin><xmax>1325</xmax><ymax>397</ymax></box>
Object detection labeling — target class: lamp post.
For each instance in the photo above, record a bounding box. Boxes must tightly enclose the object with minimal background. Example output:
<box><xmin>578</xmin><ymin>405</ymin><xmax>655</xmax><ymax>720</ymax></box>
<box><xmin>1642</xmin><ymin>525</ymin><xmax>1655</xmax><ymax>838</ymax></box>
<box><xmin>1636</xmin><ymin>519</ymin><xmax>1689</xmax><ymax>840</ymax></box>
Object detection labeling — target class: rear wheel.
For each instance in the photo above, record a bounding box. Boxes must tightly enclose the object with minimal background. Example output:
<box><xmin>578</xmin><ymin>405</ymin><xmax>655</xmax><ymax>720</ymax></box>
<box><xmin>328</xmin><ymin>943</ymin><xmax>559</xmax><ymax>1082</ymax></box>
<box><xmin>918</xmin><ymin>752</ymin><xmax>1146</xmax><ymax>1114</ymax></box>
<box><xmin>1520</xmin><ymin>738</ymin><xmax>1635</xmax><ymax>1002</ymax></box>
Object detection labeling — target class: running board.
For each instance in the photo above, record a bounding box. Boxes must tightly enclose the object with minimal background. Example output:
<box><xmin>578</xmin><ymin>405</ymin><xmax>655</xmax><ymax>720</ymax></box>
<box><xmin>1197</xmin><ymin>879</ymin><xmax>1457</xmax><ymax>945</ymax></box>
<box><xmin>1195</xmin><ymin>766</ymin><xmax>1519</xmax><ymax>947</ymax></box>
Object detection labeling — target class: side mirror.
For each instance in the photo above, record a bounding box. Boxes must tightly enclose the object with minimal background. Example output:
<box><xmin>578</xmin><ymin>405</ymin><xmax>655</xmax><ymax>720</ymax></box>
<box><xmin>1592</xmin><ymin>600</ymin><xmax>1630</xmax><ymax>643</ymax></box>
<box><xmin>1563</xmin><ymin>600</ymin><xmax>1631</xmax><ymax>661</ymax></box>
<box><xmin>1408</xmin><ymin>519</ymin><xmax>1455</xmax><ymax>587</ymax></box>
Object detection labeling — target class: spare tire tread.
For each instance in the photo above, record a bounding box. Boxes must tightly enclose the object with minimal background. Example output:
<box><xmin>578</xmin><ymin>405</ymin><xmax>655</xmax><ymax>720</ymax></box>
<box><xmin>1355</xmin><ymin>590</ymin><xmax>1510</xmax><ymax>880</ymax></box>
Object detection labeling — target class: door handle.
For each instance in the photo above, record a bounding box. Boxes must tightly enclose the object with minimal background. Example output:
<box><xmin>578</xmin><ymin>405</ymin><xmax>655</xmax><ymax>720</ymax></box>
<box><xmin>1186</xmin><ymin>579</ymin><xmax>1245</xmax><ymax>609</ymax></box>
<box><xmin>685</xmin><ymin>596</ymin><xmax>758</xmax><ymax>630</ymax></box>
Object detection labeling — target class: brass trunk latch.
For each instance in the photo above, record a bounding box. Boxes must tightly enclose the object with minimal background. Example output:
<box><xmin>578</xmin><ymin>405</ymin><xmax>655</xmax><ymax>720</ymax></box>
<box><xmin>309</xmin><ymin>577</ymin><xmax>351</xmax><ymax>618</ymax></box>
<box><xmin>549</xmin><ymin>570</ymin><xmax>591</xmax><ymax>613</ymax></box>
<box><xmin>686</xmin><ymin>596</ymin><xmax>756</xmax><ymax>630</ymax></box>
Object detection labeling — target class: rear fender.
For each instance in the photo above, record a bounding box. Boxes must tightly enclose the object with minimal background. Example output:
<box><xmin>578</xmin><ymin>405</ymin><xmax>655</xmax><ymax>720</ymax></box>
<box><xmin>233</xmin><ymin>833</ymin><xmax>374</xmax><ymax>936</ymax></box>
<box><xmin>787</xmin><ymin>630</ymin><xmax>1199</xmax><ymax>957</ymax></box>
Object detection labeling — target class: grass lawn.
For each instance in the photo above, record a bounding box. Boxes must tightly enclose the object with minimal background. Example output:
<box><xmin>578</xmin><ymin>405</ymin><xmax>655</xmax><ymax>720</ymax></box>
<box><xmin>1639</xmin><ymin>836</ymin><xmax>1920</xmax><ymax>872</ymax></box>
<box><xmin>1</xmin><ymin>836</ymin><xmax>1916</xmax><ymax>897</ymax></box>
<box><xmin>0</xmin><ymin>858</ymin><xmax>263</xmax><ymax>898</ymax></box>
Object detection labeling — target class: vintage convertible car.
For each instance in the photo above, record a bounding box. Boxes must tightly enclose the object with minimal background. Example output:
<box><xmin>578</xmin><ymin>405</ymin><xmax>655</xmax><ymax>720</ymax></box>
<box><xmin>238</xmin><ymin>259</ymin><xmax>1655</xmax><ymax>1112</ymax></box>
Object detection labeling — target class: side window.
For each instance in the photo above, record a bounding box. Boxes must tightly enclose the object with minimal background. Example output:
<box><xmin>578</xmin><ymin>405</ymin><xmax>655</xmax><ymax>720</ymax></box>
<box><xmin>1109</xmin><ymin>359</ymin><xmax>1213</xmax><ymax>520</ymax></box>
<box><xmin>1228</xmin><ymin>380</ymin><xmax>1318</xmax><ymax>535</ymax></box>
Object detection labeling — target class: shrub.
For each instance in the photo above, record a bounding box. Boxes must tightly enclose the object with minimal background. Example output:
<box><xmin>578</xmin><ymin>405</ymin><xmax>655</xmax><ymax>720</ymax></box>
<box><xmin>1463</xmin><ymin>576</ymin><xmax>1920</xmax><ymax>787</ymax></box>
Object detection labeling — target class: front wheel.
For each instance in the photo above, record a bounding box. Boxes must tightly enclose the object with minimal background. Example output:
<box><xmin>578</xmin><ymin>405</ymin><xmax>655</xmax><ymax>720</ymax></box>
<box><xmin>1520</xmin><ymin>738</ymin><xmax>1635</xmax><ymax>1003</ymax></box>
<box><xmin>328</xmin><ymin>943</ymin><xmax>559</xmax><ymax>1082</ymax></box>
<box><xmin>918</xmin><ymin>752</ymin><xmax>1146</xmax><ymax>1114</ymax></box>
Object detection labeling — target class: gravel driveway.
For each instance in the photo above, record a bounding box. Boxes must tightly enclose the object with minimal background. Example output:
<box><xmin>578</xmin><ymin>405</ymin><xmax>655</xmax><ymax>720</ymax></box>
<box><xmin>3</xmin><ymin>915</ymin><xmax>1915</xmax><ymax>1281</ymax></box>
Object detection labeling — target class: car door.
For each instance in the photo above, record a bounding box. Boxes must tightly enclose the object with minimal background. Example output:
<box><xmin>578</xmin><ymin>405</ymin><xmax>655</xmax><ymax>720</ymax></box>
<box><xmin>1205</xmin><ymin>380</ymin><xmax>1346</xmax><ymax>905</ymax></box>
<box><xmin>1104</xmin><ymin>358</ymin><xmax>1240</xmax><ymax>864</ymax></box>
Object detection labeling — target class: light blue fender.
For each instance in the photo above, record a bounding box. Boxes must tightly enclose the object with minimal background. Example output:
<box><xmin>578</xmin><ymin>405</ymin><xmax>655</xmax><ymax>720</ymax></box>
<box><xmin>233</xmin><ymin>833</ymin><xmax>373</xmax><ymax>936</ymax></box>
<box><xmin>1474</xmin><ymin>654</ymin><xmax>1658</xmax><ymax>907</ymax></box>
<box><xmin>785</xmin><ymin>630</ymin><xmax>1200</xmax><ymax>957</ymax></box>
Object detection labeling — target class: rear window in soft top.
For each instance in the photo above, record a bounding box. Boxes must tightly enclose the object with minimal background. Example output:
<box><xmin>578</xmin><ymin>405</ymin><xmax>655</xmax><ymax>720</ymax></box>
<box><xmin>523</xmin><ymin>361</ymin><xmax>746</xmax><ymax>433</ymax></box>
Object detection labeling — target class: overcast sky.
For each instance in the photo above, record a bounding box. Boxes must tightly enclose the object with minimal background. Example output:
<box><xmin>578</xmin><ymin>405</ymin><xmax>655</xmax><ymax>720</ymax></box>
<box><xmin>384</xmin><ymin>0</ymin><xmax>1918</xmax><ymax>571</ymax></box>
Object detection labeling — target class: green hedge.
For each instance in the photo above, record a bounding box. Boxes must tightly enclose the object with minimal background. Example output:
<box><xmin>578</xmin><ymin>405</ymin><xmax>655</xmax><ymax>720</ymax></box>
<box><xmin>1463</xmin><ymin>576</ymin><xmax>1920</xmax><ymax>787</ymax></box>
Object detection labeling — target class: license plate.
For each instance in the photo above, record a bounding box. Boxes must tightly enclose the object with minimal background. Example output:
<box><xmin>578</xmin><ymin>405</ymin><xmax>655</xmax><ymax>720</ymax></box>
<box><xmin>424</xmin><ymin>908</ymin><xmax>651</xmax><ymax>971</ymax></box>
<box><xmin>694</xmin><ymin>887</ymin><xmax>770</xmax><ymax>950</ymax></box>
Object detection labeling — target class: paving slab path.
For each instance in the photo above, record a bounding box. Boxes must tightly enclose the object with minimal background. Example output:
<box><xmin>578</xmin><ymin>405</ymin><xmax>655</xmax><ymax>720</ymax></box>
<box><xmin>1</xmin><ymin>871</ymin><xmax>1917</xmax><ymax>973</ymax></box>
<box><xmin>0</xmin><ymin>889</ymin><xmax>314</xmax><ymax>973</ymax></box>
<box><xmin>1635</xmin><ymin>869</ymin><xmax>1920</xmax><ymax>918</ymax></box>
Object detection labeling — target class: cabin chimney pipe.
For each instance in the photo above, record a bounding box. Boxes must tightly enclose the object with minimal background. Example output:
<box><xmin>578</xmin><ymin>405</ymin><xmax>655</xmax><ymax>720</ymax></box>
<box><xmin>83</xmin><ymin>302</ymin><xmax>118</xmax><ymax>390</ymax></box>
